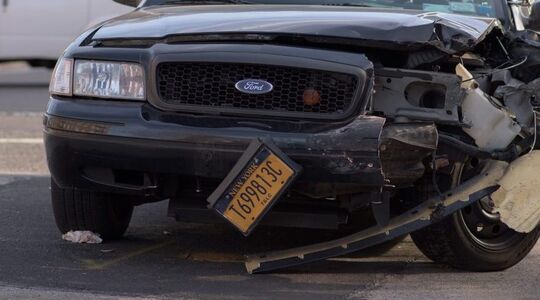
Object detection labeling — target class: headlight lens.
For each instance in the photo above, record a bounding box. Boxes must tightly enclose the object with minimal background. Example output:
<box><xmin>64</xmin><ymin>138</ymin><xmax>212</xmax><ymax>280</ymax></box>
<box><xmin>73</xmin><ymin>60</ymin><xmax>145</xmax><ymax>100</ymax></box>
<box><xmin>49</xmin><ymin>58</ymin><xmax>74</xmax><ymax>96</ymax></box>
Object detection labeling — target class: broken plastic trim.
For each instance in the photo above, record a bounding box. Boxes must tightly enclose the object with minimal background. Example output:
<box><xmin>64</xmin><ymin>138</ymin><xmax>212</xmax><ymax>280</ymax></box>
<box><xmin>245</xmin><ymin>160</ymin><xmax>508</xmax><ymax>274</ymax></box>
<box><xmin>492</xmin><ymin>151</ymin><xmax>540</xmax><ymax>233</ymax></box>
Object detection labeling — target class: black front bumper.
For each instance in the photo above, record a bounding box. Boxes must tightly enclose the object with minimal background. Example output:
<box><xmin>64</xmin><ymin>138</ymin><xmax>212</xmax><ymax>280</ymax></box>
<box><xmin>44</xmin><ymin>97</ymin><xmax>385</xmax><ymax>198</ymax></box>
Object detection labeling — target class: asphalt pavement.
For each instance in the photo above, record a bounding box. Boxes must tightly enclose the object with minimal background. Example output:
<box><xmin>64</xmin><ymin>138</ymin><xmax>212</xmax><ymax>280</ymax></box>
<box><xmin>0</xmin><ymin>63</ymin><xmax>539</xmax><ymax>299</ymax></box>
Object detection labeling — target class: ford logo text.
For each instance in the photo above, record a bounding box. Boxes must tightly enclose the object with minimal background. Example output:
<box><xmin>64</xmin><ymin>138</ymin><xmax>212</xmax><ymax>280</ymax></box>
<box><xmin>235</xmin><ymin>79</ymin><xmax>274</xmax><ymax>95</ymax></box>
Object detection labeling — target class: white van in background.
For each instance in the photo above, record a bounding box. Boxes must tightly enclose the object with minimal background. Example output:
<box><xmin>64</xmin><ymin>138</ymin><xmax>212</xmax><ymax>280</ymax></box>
<box><xmin>0</xmin><ymin>0</ymin><xmax>132</xmax><ymax>67</ymax></box>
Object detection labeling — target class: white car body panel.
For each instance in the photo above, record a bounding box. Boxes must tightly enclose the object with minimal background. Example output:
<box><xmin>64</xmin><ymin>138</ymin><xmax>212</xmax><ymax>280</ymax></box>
<box><xmin>0</xmin><ymin>0</ymin><xmax>131</xmax><ymax>61</ymax></box>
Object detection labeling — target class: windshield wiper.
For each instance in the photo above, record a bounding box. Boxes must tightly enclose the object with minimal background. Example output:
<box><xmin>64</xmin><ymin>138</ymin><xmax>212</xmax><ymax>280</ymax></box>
<box><xmin>162</xmin><ymin>0</ymin><xmax>255</xmax><ymax>4</ymax></box>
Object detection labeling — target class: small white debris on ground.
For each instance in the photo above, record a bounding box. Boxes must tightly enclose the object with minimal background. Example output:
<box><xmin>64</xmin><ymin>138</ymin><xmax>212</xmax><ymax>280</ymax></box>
<box><xmin>492</xmin><ymin>150</ymin><xmax>540</xmax><ymax>233</ymax></box>
<box><xmin>62</xmin><ymin>231</ymin><xmax>103</xmax><ymax>244</ymax></box>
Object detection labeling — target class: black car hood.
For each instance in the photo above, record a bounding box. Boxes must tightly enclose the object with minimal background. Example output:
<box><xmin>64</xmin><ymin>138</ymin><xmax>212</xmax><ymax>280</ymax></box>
<box><xmin>92</xmin><ymin>5</ymin><xmax>502</xmax><ymax>53</ymax></box>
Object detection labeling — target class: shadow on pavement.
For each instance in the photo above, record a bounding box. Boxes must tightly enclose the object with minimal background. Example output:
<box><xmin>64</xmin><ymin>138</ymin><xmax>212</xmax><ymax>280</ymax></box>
<box><xmin>0</xmin><ymin>175</ymin><xmax>518</xmax><ymax>299</ymax></box>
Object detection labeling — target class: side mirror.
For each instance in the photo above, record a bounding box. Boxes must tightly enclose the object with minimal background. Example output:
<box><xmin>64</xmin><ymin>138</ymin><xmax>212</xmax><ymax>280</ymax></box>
<box><xmin>526</xmin><ymin>0</ymin><xmax>540</xmax><ymax>31</ymax></box>
<box><xmin>113</xmin><ymin>0</ymin><xmax>141</xmax><ymax>7</ymax></box>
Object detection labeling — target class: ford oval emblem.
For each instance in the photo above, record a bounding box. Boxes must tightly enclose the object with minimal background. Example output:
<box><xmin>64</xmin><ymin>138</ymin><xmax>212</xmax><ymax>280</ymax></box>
<box><xmin>235</xmin><ymin>79</ymin><xmax>273</xmax><ymax>95</ymax></box>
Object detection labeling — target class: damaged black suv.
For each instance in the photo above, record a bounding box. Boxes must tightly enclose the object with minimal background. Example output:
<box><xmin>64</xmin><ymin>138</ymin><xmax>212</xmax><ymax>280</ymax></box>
<box><xmin>46</xmin><ymin>0</ymin><xmax>540</xmax><ymax>273</ymax></box>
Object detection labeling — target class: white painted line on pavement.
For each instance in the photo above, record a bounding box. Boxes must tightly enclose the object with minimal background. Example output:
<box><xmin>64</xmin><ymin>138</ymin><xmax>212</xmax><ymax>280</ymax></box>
<box><xmin>0</xmin><ymin>138</ymin><xmax>43</xmax><ymax>144</ymax></box>
<box><xmin>0</xmin><ymin>111</ymin><xmax>43</xmax><ymax>117</ymax></box>
<box><xmin>0</xmin><ymin>172</ymin><xmax>49</xmax><ymax>178</ymax></box>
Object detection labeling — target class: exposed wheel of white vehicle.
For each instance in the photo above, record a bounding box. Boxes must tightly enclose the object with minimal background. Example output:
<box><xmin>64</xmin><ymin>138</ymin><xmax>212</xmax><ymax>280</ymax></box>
<box><xmin>28</xmin><ymin>60</ymin><xmax>56</xmax><ymax>69</ymax></box>
<box><xmin>51</xmin><ymin>179</ymin><xmax>134</xmax><ymax>241</ymax></box>
<box><xmin>411</xmin><ymin>158</ymin><xmax>540</xmax><ymax>271</ymax></box>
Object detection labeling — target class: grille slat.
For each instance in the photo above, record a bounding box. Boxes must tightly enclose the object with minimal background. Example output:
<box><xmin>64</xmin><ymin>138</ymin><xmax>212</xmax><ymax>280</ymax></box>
<box><xmin>157</xmin><ymin>63</ymin><xmax>358</xmax><ymax>117</ymax></box>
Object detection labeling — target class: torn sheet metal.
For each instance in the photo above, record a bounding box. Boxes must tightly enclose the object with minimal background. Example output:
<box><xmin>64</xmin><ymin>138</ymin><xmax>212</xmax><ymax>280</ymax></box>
<box><xmin>491</xmin><ymin>151</ymin><xmax>540</xmax><ymax>233</ymax></box>
<box><xmin>493</xmin><ymin>71</ymin><xmax>539</xmax><ymax>127</ymax></box>
<box><xmin>62</xmin><ymin>231</ymin><xmax>103</xmax><ymax>244</ymax></box>
<box><xmin>245</xmin><ymin>160</ymin><xmax>507</xmax><ymax>274</ymax></box>
<box><xmin>302</xmin><ymin>116</ymin><xmax>385</xmax><ymax>187</ymax></box>
<box><xmin>380</xmin><ymin>123</ymin><xmax>438</xmax><ymax>185</ymax></box>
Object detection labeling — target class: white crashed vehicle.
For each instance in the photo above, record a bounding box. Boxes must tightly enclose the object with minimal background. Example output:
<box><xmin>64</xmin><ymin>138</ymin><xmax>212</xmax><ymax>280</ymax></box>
<box><xmin>0</xmin><ymin>0</ymin><xmax>131</xmax><ymax>67</ymax></box>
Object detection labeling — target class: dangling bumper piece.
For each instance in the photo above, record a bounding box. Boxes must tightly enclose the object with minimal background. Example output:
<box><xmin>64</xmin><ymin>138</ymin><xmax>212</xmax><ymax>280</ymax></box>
<box><xmin>245</xmin><ymin>160</ymin><xmax>508</xmax><ymax>273</ymax></box>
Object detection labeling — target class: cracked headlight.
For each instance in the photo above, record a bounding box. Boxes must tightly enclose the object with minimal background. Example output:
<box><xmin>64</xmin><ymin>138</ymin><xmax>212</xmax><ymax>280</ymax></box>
<box><xmin>72</xmin><ymin>60</ymin><xmax>145</xmax><ymax>100</ymax></box>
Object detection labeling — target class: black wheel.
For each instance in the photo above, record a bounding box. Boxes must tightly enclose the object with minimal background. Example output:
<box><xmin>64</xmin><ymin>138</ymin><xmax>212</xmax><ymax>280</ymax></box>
<box><xmin>411</xmin><ymin>159</ymin><xmax>540</xmax><ymax>271</ymax></box>
<box><xmin>51</xmin><ymin>179</ymin><xmax>134</xmax><ymax>240</ymax></box>
<box><xmin>28</xmin><ymin>59</ymin><xmax>56</xmax><ymax>69</ymax></box>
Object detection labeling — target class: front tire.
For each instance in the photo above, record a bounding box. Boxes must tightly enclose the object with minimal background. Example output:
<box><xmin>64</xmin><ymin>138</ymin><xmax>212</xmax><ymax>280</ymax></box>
<box><xmin>51</xmin><ymin>179</ymin><xmax>134</xmax><ymax>240</ymax></box>
<box><xmin>411</xmin><ymin>159</ymin><xmax>540</xmax><ymax>271</ymax></box>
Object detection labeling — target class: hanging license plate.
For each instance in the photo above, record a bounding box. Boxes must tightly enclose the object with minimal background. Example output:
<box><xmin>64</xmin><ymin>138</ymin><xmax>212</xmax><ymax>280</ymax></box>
<box><xmin>207</xmin><ymin>139</ymin><xmax>301</xmax><ymax>236</ymax></box>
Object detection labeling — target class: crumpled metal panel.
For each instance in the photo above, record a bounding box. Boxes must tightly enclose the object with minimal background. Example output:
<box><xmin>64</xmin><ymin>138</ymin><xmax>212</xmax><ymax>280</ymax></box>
<box><xmin>380</xmin><ymin>123</ymin><xmax>438</xmax><ymax>186</ymax></box>
<box><xmin>92</xmin><ymin>6</ymin><xmax>501</xmax><ymax>53</ymax></box>
<box><xmin>492</xmin><ymin>70</ymin><xmax>539</xmax><ymax>127</ymax></box>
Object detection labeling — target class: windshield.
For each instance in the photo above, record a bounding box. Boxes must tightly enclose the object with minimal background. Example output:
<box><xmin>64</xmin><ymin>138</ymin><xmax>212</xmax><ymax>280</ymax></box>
<box><xmin>143</xmin><ymin>0</ymin><xmax>501</xmax><ymax>18</ymax></box>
